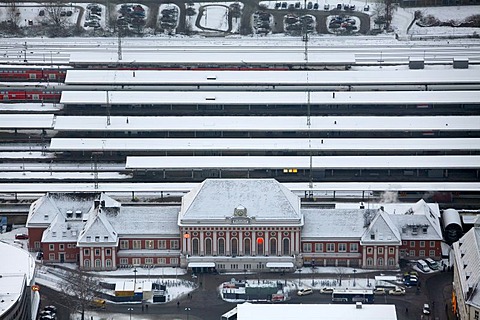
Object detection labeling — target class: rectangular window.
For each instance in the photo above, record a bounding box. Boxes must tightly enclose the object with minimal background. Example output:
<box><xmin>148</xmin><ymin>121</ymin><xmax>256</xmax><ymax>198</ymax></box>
<box><xmin>410</xmin><ymin>241</ymin><xmax>415</xmax><ymax>247</ymax></box>
<box><xmin>95</xmin><ymin>236</ymin><xmax>100</xmax><ymax>242</ymax></box>
<box><xmin>409</xmin><ymin>250</ymin><xmax>415</xmax><ymax>256</ymax></box>
<box><xmin>86</xmin><ymin>236</ymin><xmax>91</xmax><ymax>242</ymax></box>
<box><xmin>157</xmin><ymin>258</ymin><xmax>166</xmax><ymax>264</ymax></box>
<box><xmin>120</xmin><ymin>258</ymin><xmax>128</xmax><ymax>265</ymax></box>
<box><xmin>120</xmin><ymin>240</ymin><xmax>129</xmax><ymax>249</ymax></box>
<box><xmin>145</xmin><ymin>258</ymin><xmax>154</xmax><ymax>265</ymax></box>
<box><xmin>420</xmin><ymin>241</ymin><xmax>425</xmax><ymax>247</ymax></box>
<box><xmin>49</xmin><ymin>253</ymin><xmax>55</xmax><ymax>260</ymax></box>
<box><xmin>133</xmin><ymin>240</ymin><xmax>142</xmax><ymax>249</ymax></box>
<box><xmin>95</xmin><ymin>249</ymin><xmax>100</xmax><ymax>256</ymax></box>
<box><xmin>429</xmin><ymin>250</ymin><xmax>436</xmax><ymax>256</ymax></box>
<box><xmin>419</xmin><ymin>250</ymin><xmax>425</xmax><ymax>257</ymax></box>
<box><xmin>49</xmin><ymin>244</ymin><xmax>54</xmax><ymax>251</ymax></box>
<box><xmin>145</xmin><ymin>240</ymin><xmax>154</xmax><ymax>249</ymax></box>
<box><xmin>132</xmin><ymin>258</ymin><xmax>141</xmax><ymax>265</ymax></box>
<box><xmin>315</xmin><ymin>243</ymin><xmax>323</xmax><ymax>252</ymax></box>
<box><xmin>326</xmin><ymin>243</ymin><xmax>335</xmax><ymax>252</ymax></box>
<box><xmin>349</xmin><ymin>243</ymin><xmax>358</xmax><ymax>252</ymax></box>
<box><xmin>430</xmin><ymin>241</ymin><xmax>435</xmax><ymax>247</ymax></box>
<box><xmin>170</xmin><ymin>258</ymin><xmax>179</xmax><ymax>265</ymax></box>
<box><xmin>367</xmin><ymin>247</ymin><xmax>373</xmax><ymax>254</ymax></box>
<box><xmin>170</xmin><ymin>240</ymin><xmax>179</xmax><ymax>250</ymax></box>
<box><xmin>303</xmin><ymin>243</ymin><xmax>312</xmax><ymax>252</ymax></box>
<box><xmin>402</xmin><ymin>241</ymin><xmax>407</xmax><ymax>245</ymax></box>
<box><xmin>104</xmin><ymin>236</ymin><xmax>108</xmax><ymax>242</ymax></box>
<box><xmin>59</xmin><ymin>244</ymin><xmax>64</xmax><ymax>250</ymax></box>
<box><xmin>84</xmin><ymin>249</ymin><xmax>90</xmax><ymax>255</ymax></box>
<box><xmin>338</xmin><ymin>243</ymin><xmax>346</xmax><ymax>252</ymax></box>
<box><xmin>106</xmin><ymin>249</ymin><xmax>111</xmax><ymax>256</ymax></box>
<box><xmin>34</xmin><ymin>241</ymin><xmax>41</xmax><ymax>249</ymax></box>
<box><xmin>475</xmin><ymin>310</ymin><xmax>479</xmax><ymax>320</ymax></box>
<box><xmin>378</xmin><ymin>247</ymin><xmax>384</xmax><ymax>254</ymax></box>
<box><xmin>158</xmin><ymin>240</ymin><xmax>167</xmax><ymax>249</ymax></box>
<box><xmin>389</xmin><ymin>247</ymin><xmax>394</xmax><ymax>254</ymax></box>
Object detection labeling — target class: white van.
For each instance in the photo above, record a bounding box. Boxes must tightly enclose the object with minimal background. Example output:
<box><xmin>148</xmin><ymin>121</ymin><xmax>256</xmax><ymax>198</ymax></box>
<box><xmin>425</xmin><ymin>258</ymin><xmax>439</xmax><ymax>270</ymax></box>
<box><xmin>416</xmin><ymin>259</ymin><xmax>431</xmax><ymax>273</ymax></box>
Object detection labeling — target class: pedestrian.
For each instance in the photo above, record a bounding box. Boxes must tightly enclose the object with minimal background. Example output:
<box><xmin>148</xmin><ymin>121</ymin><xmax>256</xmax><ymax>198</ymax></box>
<box><xmin>177</xmin><ymin>301</ymin><xmax>180</xmax><ymax>308</ymax></box>
<box><xmin>405</xmin><ymin>307</ymin><xmax>408</xmax><ymax>314</ymax></box>
<box><xmin>145</xmin><ymin>304</ymin><xmax>148</xmax><ymax>312</ymax></box>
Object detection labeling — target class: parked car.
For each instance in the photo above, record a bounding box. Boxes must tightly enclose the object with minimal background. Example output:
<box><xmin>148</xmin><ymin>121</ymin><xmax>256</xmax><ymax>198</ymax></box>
<box><xmin>44</xmin><ymin>306</ymin><xmax>57</xmax><ymax>314</ymax></box>
<box><xmin>297</xmin><ymin>288</ymin><xmax>314</xmax><ymax>296</ymax></box>
<box><xmin>15</xmin><ymin>233</ymin><xmax>28</xmax><ymax>240</ymax></box>
<box><xmin>423</xmin><ymin>303</ymin><xmax>431</xmax><ymax>315</ymax></box>
<box><xmin>404</xmin><ymin>275</ymin><xmax>418</xmax><ymax>287</ymax></box>
<box><xmin>416</xmin><ymin>259</ymin><xmax>431</xmax><ymax>273</ymax></box>
<box><xmin>320</xmin><ymin>287</ymin><xmax>334</xmax><ymax>294</ymax></box>
<box><xmin>373</xmin><ymin>288</ymin><xmax>387</xmax><ymax>295</ymax></box>
<box><xmin>425</xmin><ymin>258</ymin><xmax>439</xmax><ymax>270</ymax></box>
<box><xmin>388</xmin><ymin>287</ymin><xmax>406</xmax><ymax>295</ymax></box>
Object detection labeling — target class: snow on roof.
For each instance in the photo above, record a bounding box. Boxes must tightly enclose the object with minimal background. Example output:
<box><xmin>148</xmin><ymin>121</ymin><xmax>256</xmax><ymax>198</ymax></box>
<box><xmin>107</xmin><ymin>206</ymin><xmax>180</xmax><ymax>236</ymax></box>
<box><xmin>0</xmin><ymin>114</ymin><xmax>54</xmax><ymax>129</ymax></box>
<box><xmin>49</xmin><ymin>137</ymin><xmax>480</xmax><ymax>152</ymax></box>
<box><xmin>180</xmin><ymin>179</ymin><xmax>301</xmax><ymax>225</ymax></box>
<box><xmin>301</xmin><ymin>209</ymin><xmax>369</xmax><ymax>239</ymax></box>
<box><xmin>0</xmin><ymin>241</ymin><xmax>36</xmax><ymax>317</ymax></box>
<box><xmin>42</xmin><ymin>214</ymin><xmax>84</xmax><ymax>243</ymax></box>
<box><xmin>60</xmin><ymin>90</ymin><xmax>480</xmax><ymax>105</ymax></box>
<box><xmin>235</xmin><ymin>302</ymin><xmax>397</xmax><ymax>320</ymax></box>
<box><xmin>77</xmin><ymin>209</ymin><xmax>118</xmax><ymax>246</ymax></box>
<box><xmin>53</xmin><ymin>115</ymin><xmax>480</xmax><ymax>132</ymax></box>
<box><xmin>361</xmin><ymin>210</ymin><xmax>402</xmax><ymax>245</ymax></box>
<box><xmin>69</xmin><ymin>51</ymin><xmax>355</xmax><ymax>65</ymax></box>
<box><xmin>64</xmin><ymin>68</ymin><xmax>480</xmax><ymax>85</ymax></box>
<box><xmin>125</xmin><ymin>155</ymin><xmax>480</xmax><ymax>169</ymax></box>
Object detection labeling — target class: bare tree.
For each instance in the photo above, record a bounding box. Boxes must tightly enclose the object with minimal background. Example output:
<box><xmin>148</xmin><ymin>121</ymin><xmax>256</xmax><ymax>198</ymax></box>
<box><xmin>60</xmin><ymin>269</ymin><xmax>103</xmax><ymax>320</ymax></box>
<box><xmin>335</xmin><ymin>267</ymin><xmax>347</xmax><ymax>286</ymax></box>
<box><xmin>5</xmin><ymin>1</ymin><xmax>21</xmax><ymax>30</ymax></box>
<box><xmin>42</xmin><ymin>1</ymin><xmax>69</xmax><ymax>28</ymax></box>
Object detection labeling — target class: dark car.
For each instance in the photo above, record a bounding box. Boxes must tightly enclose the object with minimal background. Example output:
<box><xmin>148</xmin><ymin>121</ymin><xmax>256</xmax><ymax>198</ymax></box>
<box><xmin>15</xmin><ymin>233</ymin><xmax>28</xmax><ymax>240</ymax></box>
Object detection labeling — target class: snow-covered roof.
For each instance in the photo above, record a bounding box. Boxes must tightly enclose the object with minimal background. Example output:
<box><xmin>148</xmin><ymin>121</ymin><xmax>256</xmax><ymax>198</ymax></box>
<box><xmin>126</xmin><ymin>155</ymin><xmax>480</xmax><ymax>169</ymax></box>
<box><xmin>53</xmin><ymin>115</ymin><xmax>480</xmax><ymax>132</ymax></box>
<box><xmin>60</xmin><ymin>90</ymin><xmax>480</xmax><ymax>105</ymax></box>
<box><xmin>361</xmin><ymin>210</ymin><xmax>402</xmax><ymax>245</ymax></box>
<box><xmin>77</xmin><ymin>208</ymin><xmax>118</xmax><ymax>246</ymax></box>
<box><xmin>453</xmin><ymin>227</ymin><xmax>480</xmax><ymax>309</ymax></box>
<box><xmin>0</xmin><ymin>114</ymin><xmax>54</xmax><ymax>129</ymax></box>
<box><xmin>235</xmin><ymin>302</ymin><xmax>397</xmax><ymax>320</ymax></box>
<box><xmin>69</xmin><ymin>51</ymin><xmax>355</xmax><ymax>65</ymax></box>
<box><xmin>64</xmin><ymin>69</ymin><xmax>480</xmax><ymax>85</ymax></box>
<box><xmin>42</xmin><ymin>214</ymin><xmax>84</xmax><ymax>243</ymax></box>
<box><xmin>49</xmin><ymin>137</ymin><xmax>480</xmax><ymax>152</ymax></box>
<box><xmin>301</xmin><ymin>209</ymin><xmax>369</xmax><ymax>239</ymax></box>
<box><xmin>0</xmin><ymin>241</ymin><xmax>36</xmax><ymax>318</ymax></box>
<box><xmin>179</xmin><ymin>179</ymin><xmax>302</xmax><ymax>226</ymax></box>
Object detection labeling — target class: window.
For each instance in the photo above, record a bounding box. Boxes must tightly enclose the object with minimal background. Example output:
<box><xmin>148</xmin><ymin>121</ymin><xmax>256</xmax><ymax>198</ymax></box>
<box><xmin>367</xmin><ymin>247</ymin><xmax>373</xmax><ymax>254</ymax></box>
<box><xmin>157</xmin><ymin>258</ymin><xmax>166</xmax><ymax>264</ymax></box>
<box><xmin>132</xmin><ymin>258</ymin><xmax>141</xmax><ymax>265</ymax></box>
<box><xmin>59</xmin><ymin>244</ymin><xmax>64</xmax><ymax>250</ymax></box>
<box><xmin>378</xmin><ymin>247</ymin><xmax>384</xmax><ymax>254</ymax></box>
<box><xmin>378</xmin><ymin>257</ymin><xmax>384</xmax><ymax>266</ymax></box>
<box><xmin>388</xmin><ymin>258</ymin><xmax>395</xmax><ymax>266</ymax></box>
<box><xmin>205</xmin><ymin>238</ymin><xmax>212</xmax><ymax>255</ymax></box>
<box><xmin>35</xmin><ymin>241</ymin><xmax>41</xmax><ymax>249</ymax></box>
<box><xmin>106</xmin><ymin>249</ymin><xmax>111</xmax><ymax>256</ymax></box>
<box><xmin>158</xmin><ymin>240</ymin><xmax>167</xmax><ymax>249</ymax></box>
<box><xmin>106</xmin><ymin>259</ymin><xmax>112</xmax><ymax>268</ymax></box>
<box><xmin>145</xmin><ymin>258</ymin><xmax>154</xmax><ymax>265</ymax></box>
<box><xmin>218</xmin><ymin>238</ymin><xmax>225</xmax><ymax>255</ymax></box>
<box><xmin>270</xmin><ymin>238</ymin><xmax>277</xmax><ymax>255</ymax></box>
<box><xmin>95</xmin><ymin>259</ymin><xmax>101</xmax><ymax>268</ymax></box>
<box><xmin>326</xmin><ymin>243</ymin><xmax>335</xmax><ymax>252</ymax></box>
<box><xmin>244</xmin><ymin>238</ymin><xmax>251</xmax><ymax>256</ymax></box>
<box><xmin>420</xmin><ymin>241</ymin><xmax>425</xmax><ymax>247</ymax></box>
<box><xmin>120</xmin><ymin>258</ymin><xmax>128</xmax><ymax>265</ymax></box>
<box><xmin>315</xmin><ymin>243</ymin><xmax>324</xmax><ymax>252</ymax></box>
<box><xmin>170</xmin><ymin>257</ymin><xmax>179</xmax><ymax>265</ymax></box>
<box><xmin>84</xmin><ymin>249</ymin><xmax>90</xmax><ymax>255</ymax></box>
<box><xmin>84</xmin><ymin>259</ymin><xmax>90</xmax><ymax>267</ymax></box>
<box><xmin>95</xmin><ymin>236</ymin><xmax>100</xmax><ymax>242</ymax></box>
<box><xmin>429</xmin><ymin>250</ymin><xmax>436</xmax><ymax>256</ymax></box>
<box><xmin>410</xmin><ymin>241</ymin><xmax>415</xmax><ymax>247</ymax></box>
<box><xmin>120</xmin><ymin>240</ymin><xmax>129</xmax><ymax>249</ymax></box>
<box><xmin>192</xmin><ymin>238</ymin><xmax>199</xmax><ymax>255</ymax></box>
<box><xmin>349</xmin><ymin>243</ymin><xmax>358</xmax><ymax>252</ymax></box>
<box><xmin>283</xmin><ymin>238</ymin><xmax>290</xmax><ymax>255</ymax></box>
<box><xmin>104</xmin><ymin>236</ymin><xmax>108</xmax><ymax>242</ymax></box>
<box><xmin>402</xmin><ymin>241</ymin><xmax>407</xmax><ymax>245</ymax></box>
<box><xmin>86</xmin><ymin>236</ymin><xmax>91</xmax><ymax>242</ymax></box>
<box><xmin>170</xmin><ymin>240</ymin><xmax>179</xmax><ymax>249</ymax></box>
<box><xmin>366</xmin><ymin>258</ymin><xmax>373</xmax><ymax>266</ymax></box>
<box><xmin>303</xmin><ymin>243</ymin><xmax>312</xmax><ymax>252</ymax></box>
<box><xmin>474</xmin><ymin>310</ymin><xmax>479</xmax><ymax>320</ymax></box>
<box><xmin>409</xmin><ymin>250</ymin><xmax>415</xmax><ymax>256</ymax></box>
<box><xmin>49</xmin><ymin>244</ymin><xmax>54</xmax><ymax>251</ymax></box>
<box><xmin>231</xmin><ymin>238</ymin><xmax>238</xmax><ymax>256</ymax></box>
<box><xmin>338</xmin><ymin>243</ymin><xmax>346</xmax><ymax>252</ymax></box>
<box><xmin>419</xmin><ymin>250</ymin><xmax>425</xmax><ymax>257</ymax></box>
<box><xmin>95</xmin><ymin>249</ymin><xmax>100</xmax><ymax>256</ymax></box>
<box><xmin>145</xmin><ymin>240</ymin><xmax>154</xmax><ymax>249</ymax></box>
<box><xmin>49</xmin><ymin>253</ymin><xmax>55</xmax><ymax>260</ymax></box>
<box><xmin>430</xmin><ymin>241</ymin><xmax>435</xmax><ymax>247</ymax></box>
<box><xmin>389</xmin><ymin>247</ymin><xmax>394</xmax><ymax>254</ymax></box>
<box><xmin>133</xmin><ymin>240</ymin><xmax>142</xmax><ymax>249</ymax></box>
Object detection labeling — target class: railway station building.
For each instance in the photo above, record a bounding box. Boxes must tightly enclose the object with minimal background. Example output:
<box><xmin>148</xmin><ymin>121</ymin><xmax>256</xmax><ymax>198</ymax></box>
<box><xmin>26</xmin><ymin>179</ymin><xmax>443</xmax><ymax>272</ymax></box>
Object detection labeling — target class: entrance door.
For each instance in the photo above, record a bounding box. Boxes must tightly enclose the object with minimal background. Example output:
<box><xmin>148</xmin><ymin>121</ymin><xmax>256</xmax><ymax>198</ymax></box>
<box><xmin>59</xmin><ymin>253</ymin><xmax>65</xmax><ymax>263</ymax></box>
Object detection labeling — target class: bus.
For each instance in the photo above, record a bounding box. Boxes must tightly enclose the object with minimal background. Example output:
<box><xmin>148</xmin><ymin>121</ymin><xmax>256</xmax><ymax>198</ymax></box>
<box><xmin>221</xmin><ymin>307</ymin><xmax>237</xmax><ymax>320</ymax></box>
<box><xmin>332</xmin><ymin>289</ymin><xmax>375</xmax><ymax>304</ymax></box>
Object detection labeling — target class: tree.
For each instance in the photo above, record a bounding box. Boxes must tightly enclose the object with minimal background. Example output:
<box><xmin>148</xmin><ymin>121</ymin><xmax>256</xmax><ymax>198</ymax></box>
<box><xmin>60</xmin><ymin>269</ymin><xmax>103</xmax><ymax>320</ymax></box>
<box><xmin>5</xmin><ymin>1</ymin><xmax>21</xmax><ymax>31</ymax></box>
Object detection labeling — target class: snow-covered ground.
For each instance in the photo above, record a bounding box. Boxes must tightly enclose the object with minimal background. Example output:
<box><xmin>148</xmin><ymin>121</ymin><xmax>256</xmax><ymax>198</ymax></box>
<box><xmin>3</xmin><ymin>2</ymin><xmax>80</xmax><ymax>28</ymax></box>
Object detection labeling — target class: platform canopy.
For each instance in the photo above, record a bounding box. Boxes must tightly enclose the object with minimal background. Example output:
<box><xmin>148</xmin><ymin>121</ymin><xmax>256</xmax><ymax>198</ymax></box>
<box><xmin>187</xmin><ymin>262</ymin><xmax>215</xmax><ymax>268</ymax></box>
<box><xmin>266</xmin><ymin>262</ymin><xmax>294</xmax><ymax>268</ymax></box>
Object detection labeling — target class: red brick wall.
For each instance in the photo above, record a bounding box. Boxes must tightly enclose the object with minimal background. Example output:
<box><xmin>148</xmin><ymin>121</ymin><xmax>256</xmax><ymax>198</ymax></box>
<box><xmin>27</xmin><ymin>227</ymin><xmax>46</xmax><ymax>251</ymax></box>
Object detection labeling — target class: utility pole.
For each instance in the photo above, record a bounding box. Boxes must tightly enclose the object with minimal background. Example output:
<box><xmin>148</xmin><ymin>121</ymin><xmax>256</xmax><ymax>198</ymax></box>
<box><xmin>106</xmin><ymin>91</ymin><xmax>111</xmax><ymax>126</ymax></box>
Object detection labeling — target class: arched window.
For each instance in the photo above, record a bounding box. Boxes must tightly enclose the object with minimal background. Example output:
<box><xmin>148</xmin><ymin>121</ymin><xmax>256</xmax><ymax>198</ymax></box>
<box><xmin>218</xmin><ymin>238</ymin><xmax>225</xmax><ymax>255</ymax></box>
<box><xmin>205</xmin><ymin>238</ymin><xmax>212</xmax><ymax>256</ymax></box>
<box><xmin>270</xmin><ymin>238</ymin><xmax>277</xmax><ymax>255</ymax></box>
<box><xmin>95</xmin><ymin>259</ymin><xmax>101</xmax><ymax>268</ymax></box>
<box><xmin>282</xmin><ymin>238</ymin><xmax>290</xmax><ymax>255</ymax></box>
<box><xmin>192</xmin><ymin>238</ymin><xmax>199</xmax><ymax>255</ymax></box>
<box><xmin>378</xmin><ymin>257</ymin><xmax>384</xmax><ymax>266</ymax></box>
<box><xmin>257</xmin><ymin>239</ymin><xmax>264</xmax><ymax>255</ymax></box>
<box><xmin>244</xmin><ymin>238</ymin><xmax>251</xmax><ymax>256</ymax></box>
<box><xmin>366</xmin><ymin>258</ymin><xmax>373</xmax><ymax>266</ymax></box>
<box><xmin>388</xmin><ymin>258</ymin><xmax>395</xmax><ymax>266</ymax></box>
<box><xmin>106</xmin><ymin>259</ymin><xmax>112</xmax><ymax>268</ymax></box>
<box><xmin>231</xmin><ymin>238</ymin><xmax>238</xmax><ymax>256</ymax></box>
<box><xmin>84</xmin><ymin>259</ymin><xmax>90</xmax><ymax>268</ymax></box>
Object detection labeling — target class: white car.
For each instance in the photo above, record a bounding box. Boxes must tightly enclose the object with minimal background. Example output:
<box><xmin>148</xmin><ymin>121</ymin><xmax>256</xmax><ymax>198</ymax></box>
<box><xmin>320</xmin><ymin>287</ymin><xmax>334</xmax><ymax>294</ymax></box>
<box><xmin>373</xmin><ymin>288</ymin><xmax>387</xmax><ymax>295</ymax></box>
<box><xmin>297</xmin><ymin>288</ymin><xmax>314</xmax><ymax>296</ymax></box>
<box><xmin>423</xmin><ymin>304</ymin><xmax>431</xmax><ymax>315</ymax></box>
<box><xmin>388</xmin><ymin>287</ymin><xmax>406</xmax><ymax>295</ymax></box>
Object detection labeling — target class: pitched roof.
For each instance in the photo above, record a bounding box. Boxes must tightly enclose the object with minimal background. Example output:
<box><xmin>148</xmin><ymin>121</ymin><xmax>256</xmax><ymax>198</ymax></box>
<box><xmin>77</xmin><ymin>208</ymin><xmax>118</xmax><ymax>246</ymax></box>
<box><xmin>41</xmin><ymin>214</ymin><xmax>84</xmax><ymax>243</ymax></box>
<box><xmin>302</xmin><ymin>209</ymin><xmax>371</xmax><ymax>239</ymax></box>
<box><xmin>361</xmin><ymin>209</ymin><xmax>402</xmax><ymax>245</ymax></box>
<box><xmin>179</xmin><ymin>179</ymin><xmax>302</xmax><ymax>225</ymax></box>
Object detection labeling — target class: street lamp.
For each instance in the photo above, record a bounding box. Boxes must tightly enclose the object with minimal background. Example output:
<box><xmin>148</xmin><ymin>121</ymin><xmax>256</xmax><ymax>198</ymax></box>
<box><xmin>185</xmin><ymin>307</ymin><xmax>191</xmax><ymax>320</ymax></box>
<box><xmin>353</xmin><ymin>269</ymin><xmax>357</xmax><ymax>287</ymax></box>
<box><xmin>127</xmin><ymin>307</ymin><xmax>133</xmax><ymax>320</ymax></box>
<box><xmin>133</xmin><ymin>267</ymin><xmax>138</xmax><ymax>287</ymax></box>
<box><xmin>298</xmin><ymin>269</ymin><xmax>302</xmax><ymax>286</ymax></box>
<box><xmin>311</xmin><ymin>259</ymin><xmax>315</xmax><ymax>286</ymax></box>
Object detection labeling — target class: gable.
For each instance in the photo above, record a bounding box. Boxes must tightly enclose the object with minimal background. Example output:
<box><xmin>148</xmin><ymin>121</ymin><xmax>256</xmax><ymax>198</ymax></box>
<box><xmin>361</xmin><ymin>210</ymin><xmax>401</xmax><ymax>245</ymax></box>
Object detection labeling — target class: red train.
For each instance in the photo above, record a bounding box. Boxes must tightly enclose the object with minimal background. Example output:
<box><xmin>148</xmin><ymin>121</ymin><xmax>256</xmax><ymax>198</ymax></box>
<box><xmin>0</xmin><ymin>66</ymin><xmax>69</xmax><ymax>82</ymax></box>
<box><xmin>0</xmin><ymin>90</ymin><xmax>61</xmax><ymax>102</ymax></box>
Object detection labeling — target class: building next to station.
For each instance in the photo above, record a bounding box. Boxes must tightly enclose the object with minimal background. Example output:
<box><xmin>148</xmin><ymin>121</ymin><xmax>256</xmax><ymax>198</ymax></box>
<box><xmin>26</xmin><ymin>179</ymin><xmax>443</xmax><ymax>272</ymax></box>
<box><xmin>452</xmin><ymin>218</ymin><xmax>480</xmax><ymax>320</ymax></box>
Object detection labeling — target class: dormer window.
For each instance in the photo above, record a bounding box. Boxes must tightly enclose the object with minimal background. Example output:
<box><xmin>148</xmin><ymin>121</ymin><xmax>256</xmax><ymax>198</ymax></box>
<box><xmin>52</xmin><ymin>232</ymin><xmax>56</xmax><ymax>237</ymax></box>
<box><xmin>66</xmin><ymin>210</ymin><xmax>73</xmax><ymax>218</ymax></box>
<box><xmin>370</xmin><ymin>233</ymin><xmax>375</xmax><ymax>240</ymax></box>
<box><xmin>62</xmin><ymin>231</ymin><xmax>66</xmax><ymax>237</ymax></box>
<box><xmin>422</xmin><ymin>227</ymin><xmax>428</xmax><ymax>234</ymax></box>
<box><xmin>75</xmin><ymin>210</ymin><xmax>82</xmax><ymax>218</ymax></box>
<box><xmin>412</xmin><ymin>227</ymin><xmax>418</xmax><ymax>235</ymax></box>
<box><xmin>95</xmin><ymin>236</ymin><xmax>100</xmax><ymax>242</ymax></box>
<box><xmin>44</xmin><ymin>214</ymin><xmax>49</xmax><ymax>220</ymax></box>
<box><xmin>104</xmin><ymin>236</ymin><xmax>108</xmax><ymax>242</ymax></box>
<box><xmin>86</xmin><ymin>236</ymin><xmax>91</xmax><ymax>242</ymax></box>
